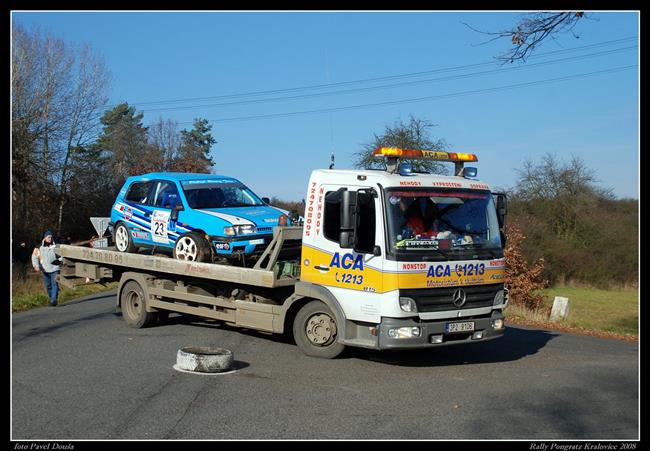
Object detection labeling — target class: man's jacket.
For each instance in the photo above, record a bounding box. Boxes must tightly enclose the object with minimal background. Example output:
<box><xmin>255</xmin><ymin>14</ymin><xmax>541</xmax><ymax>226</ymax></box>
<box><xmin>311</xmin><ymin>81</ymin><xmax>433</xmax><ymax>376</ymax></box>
<box><xmin>32</xmin><ymin>241</ymin><xmax>61</xmax><ymax>273</ymax></box>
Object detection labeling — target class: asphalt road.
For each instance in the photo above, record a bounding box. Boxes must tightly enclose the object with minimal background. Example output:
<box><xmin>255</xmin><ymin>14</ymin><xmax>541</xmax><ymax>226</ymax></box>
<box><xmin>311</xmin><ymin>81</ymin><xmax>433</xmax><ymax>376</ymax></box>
<box><xmin>11</xmin><ymin>289</ymin><xmax>638</xmax><ymax>440</ymax></box>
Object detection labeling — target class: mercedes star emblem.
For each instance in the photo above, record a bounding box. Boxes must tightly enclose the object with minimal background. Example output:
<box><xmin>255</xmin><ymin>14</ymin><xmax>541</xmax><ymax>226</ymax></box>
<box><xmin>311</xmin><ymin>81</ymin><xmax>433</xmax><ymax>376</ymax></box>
<box><xmin>452</xmin><ymin>288</ymin><xmax>467</xmax><ymax>308</ymax></box>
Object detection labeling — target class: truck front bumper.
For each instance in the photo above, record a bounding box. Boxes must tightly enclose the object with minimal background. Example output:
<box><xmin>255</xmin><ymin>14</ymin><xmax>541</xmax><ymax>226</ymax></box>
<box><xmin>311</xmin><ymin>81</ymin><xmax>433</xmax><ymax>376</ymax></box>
<box><xmin>376</xmin><ymin>310</ymin><xmax>505</xmax><ymax>350</ymax></box>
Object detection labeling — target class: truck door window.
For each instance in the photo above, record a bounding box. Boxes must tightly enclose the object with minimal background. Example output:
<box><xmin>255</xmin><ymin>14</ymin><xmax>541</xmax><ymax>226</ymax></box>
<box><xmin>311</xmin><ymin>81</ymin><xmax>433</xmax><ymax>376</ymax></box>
<box><xmin>323</xmin><ymin>190</ymin><xmax>341</xmax><ymax>242</ymax></box>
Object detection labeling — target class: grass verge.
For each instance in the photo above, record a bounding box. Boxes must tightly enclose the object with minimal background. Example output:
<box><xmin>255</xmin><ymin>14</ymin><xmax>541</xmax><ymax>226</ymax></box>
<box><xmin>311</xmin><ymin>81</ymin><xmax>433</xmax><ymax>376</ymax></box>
<box><xmin>505</xmin><ymin>285</ymin><xmax>638</xmax><ymax>341</ymax></box>
<box><xmin>12</xmin><ymin>267</ymin><xmax>118</xmax><ymax>313</ymax></box>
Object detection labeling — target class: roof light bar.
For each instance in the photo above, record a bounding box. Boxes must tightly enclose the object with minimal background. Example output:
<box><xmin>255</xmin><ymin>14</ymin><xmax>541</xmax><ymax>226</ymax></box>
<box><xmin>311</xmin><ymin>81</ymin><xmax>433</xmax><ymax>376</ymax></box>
<box><xmin>373</xmin><ymin>147</ymin><xmax>478</xmax><ymax>162</ymax></box>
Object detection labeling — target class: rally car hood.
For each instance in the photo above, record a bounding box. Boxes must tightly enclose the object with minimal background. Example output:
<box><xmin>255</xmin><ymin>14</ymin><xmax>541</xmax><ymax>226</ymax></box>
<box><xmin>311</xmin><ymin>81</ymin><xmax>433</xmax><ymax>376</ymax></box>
<box><xmin>196</xmin><ymin>205</ymin><xmax>286</xmax><ymax>227</ymax></box>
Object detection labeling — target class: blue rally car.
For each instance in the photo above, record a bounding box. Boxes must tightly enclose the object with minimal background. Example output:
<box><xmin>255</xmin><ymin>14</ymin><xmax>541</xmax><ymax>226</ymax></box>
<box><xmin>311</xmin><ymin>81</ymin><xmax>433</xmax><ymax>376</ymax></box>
<box><xmin>109</xmin><ymin>173</ymin><xmax>290</xmax><ymax>263</ymax></box>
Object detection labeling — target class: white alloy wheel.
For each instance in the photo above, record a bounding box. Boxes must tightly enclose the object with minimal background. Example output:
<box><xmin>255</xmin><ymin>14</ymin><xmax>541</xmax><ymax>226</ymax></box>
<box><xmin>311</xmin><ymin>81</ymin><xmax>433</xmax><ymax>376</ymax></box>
<box><xmin>115</xmin><ymin>224</ymin><xmax>130</xmax><ymax>252</ymax></box>
<box><xmin>175</xmin><ymin>236</ymin><xmax>198</xmax><ymax>261</ymax></box>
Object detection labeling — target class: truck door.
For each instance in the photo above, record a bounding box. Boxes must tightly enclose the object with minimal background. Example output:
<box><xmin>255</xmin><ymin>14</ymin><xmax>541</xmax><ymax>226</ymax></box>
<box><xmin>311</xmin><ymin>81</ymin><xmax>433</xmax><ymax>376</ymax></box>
<box><xmin>300</xmin><ymin>182</ymin><xmax>384</xmax><ymax>323</ymax></box>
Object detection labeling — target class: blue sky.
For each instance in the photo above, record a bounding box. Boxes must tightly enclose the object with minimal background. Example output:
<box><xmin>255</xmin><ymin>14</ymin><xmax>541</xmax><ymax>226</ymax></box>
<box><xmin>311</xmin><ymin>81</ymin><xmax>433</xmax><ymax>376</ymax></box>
<box><xmin>12</xmin><ymin>11</ymin><xmax>639</xmax><ymax>200</ymax></box>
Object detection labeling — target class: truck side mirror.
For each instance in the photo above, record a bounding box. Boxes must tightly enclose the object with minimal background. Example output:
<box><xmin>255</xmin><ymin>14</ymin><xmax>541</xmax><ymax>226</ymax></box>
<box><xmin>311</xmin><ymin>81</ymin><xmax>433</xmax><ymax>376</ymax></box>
<box><xmin>262</xmin><ymin>197</ymin><xmax>270</xmax><ymax>204</ymax></box>
<box><xmin>495</xmin><ymin>193</ymin><xmax>507</xmax><ymax>228</ymax></box>
<box><xmin>353</xmin><ymin>189</ymin><xmax>376</xmax><ymax>254</ymax></box>
<box><xmin>339</xmin><ymin>190</ymin><xmax>357</xmax><ymax>249</ymax></box>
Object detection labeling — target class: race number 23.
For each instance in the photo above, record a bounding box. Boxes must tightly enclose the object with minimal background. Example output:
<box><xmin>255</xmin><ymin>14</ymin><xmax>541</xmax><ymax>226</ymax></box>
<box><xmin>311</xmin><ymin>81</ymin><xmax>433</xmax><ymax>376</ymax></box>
<box><xmin>151</xmin><ymin>210</ymin><xmax>170</xmax><ymax>244</ymax></box>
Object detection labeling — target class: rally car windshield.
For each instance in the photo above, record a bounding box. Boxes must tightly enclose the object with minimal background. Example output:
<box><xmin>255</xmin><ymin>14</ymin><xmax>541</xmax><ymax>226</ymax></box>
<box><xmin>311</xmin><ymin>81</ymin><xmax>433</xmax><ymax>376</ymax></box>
<box><xmin>384</xmin><ymin>188</ymin><xmax>502</xmax><ymax>258</ymax></box>
<box><xmin>182</xmin><ymin>182</ymin><xmax>264</xmax><ymax>209</ymax></box>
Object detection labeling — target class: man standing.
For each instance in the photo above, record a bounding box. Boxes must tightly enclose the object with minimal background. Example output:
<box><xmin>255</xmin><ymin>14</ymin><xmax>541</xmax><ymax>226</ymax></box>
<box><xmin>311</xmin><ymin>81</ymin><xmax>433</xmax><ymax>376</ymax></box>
<box><xmin>31</xmin><ymin>230</ymin><xmax>62</xmax><ymax>307</ymax></box>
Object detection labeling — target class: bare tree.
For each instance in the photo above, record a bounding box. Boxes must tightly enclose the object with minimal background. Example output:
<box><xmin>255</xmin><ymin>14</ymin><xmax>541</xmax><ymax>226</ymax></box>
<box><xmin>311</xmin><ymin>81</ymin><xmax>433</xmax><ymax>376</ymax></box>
<box><xmin>56</xmin><ymin>44</ymin><xmax>111</xmax><ymax>235</ymax></box>
<box><xmin>464</xmin><ymin>12</ymin><xmax>587</xmax><ymax>63</ymax></box>
<box><xmin>513</xmin><ymin>153</ymin><xmax>612</xmax><ymax>240</ymax></box>
<box><xmin>352</xmin><ymin>115</ymin><xmax>449</xmax><ymax>174</ymax></box>
<box><xmin>12</xmin><ymin>25</ymin><xmax>74</xmax><ymax>242</ymax></box>
<box><xmin>148</xmin><ymin>117</ymin><xmax>181</xmax><ymax>171</ymax></box>
<box><xmin>12</xmin><ymin>24</ymin><xmax>111</xmax><ymax>242</ymax></box>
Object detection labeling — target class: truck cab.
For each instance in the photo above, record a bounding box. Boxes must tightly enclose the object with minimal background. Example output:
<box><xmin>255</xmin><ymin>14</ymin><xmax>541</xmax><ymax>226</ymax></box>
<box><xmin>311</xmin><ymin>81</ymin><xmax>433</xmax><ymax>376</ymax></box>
<box><xmin>296</xmin><ymin>147</ymin><xmax>508</xmax><ymax>351</ymax></box>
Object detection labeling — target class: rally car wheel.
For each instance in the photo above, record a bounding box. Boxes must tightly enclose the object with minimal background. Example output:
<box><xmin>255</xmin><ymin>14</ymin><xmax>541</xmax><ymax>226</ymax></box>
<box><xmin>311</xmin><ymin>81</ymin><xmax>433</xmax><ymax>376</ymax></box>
<box><xmin>173</xmin><ymin>232</ymin><xmax>211</xmax><ymax>262</ymax></box>
<box><xmin>114</xmin><ymin>222</ymin><xmax>137</xmax><ymax>253</ymax></box>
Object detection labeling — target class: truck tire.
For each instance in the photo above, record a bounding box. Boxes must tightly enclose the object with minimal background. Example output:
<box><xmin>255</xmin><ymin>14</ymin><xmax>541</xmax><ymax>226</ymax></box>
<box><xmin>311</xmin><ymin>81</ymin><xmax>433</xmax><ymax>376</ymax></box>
<box><xmin>176</xmin><ymin>347</ymin><xmax>234</xmax><ymax>373</ymax></box>
<box><xmin>120</xmin><ymin>280</ymin><xmax>158</xmax><ymax>328</ymax></box>
<box><xmin>114</xmin><ymin>222</ymin><xmax>137</xmax><ymax>253</ymax></box>
<box><xmin>173</xmin><ymin>232</ymin><xmax>211</xmax><ymax>262</ymax></box>
<box><xmin>292</xmin><ymin>300</ymin><xmax>345</xmax><ymax>359</ymax></box>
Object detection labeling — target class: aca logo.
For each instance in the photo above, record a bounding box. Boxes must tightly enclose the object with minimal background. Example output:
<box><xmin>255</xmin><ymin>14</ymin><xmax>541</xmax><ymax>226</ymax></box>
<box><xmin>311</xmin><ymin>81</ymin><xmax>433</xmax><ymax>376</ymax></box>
<box><xmin>427</xmin><ymin>265</ymin><xmax>452</xmax><ymax>278</ymax></box>
<box><xmin>329</xmin><ymin>252</ymin><xmax>364</xmax><ymax>271</ymax></box>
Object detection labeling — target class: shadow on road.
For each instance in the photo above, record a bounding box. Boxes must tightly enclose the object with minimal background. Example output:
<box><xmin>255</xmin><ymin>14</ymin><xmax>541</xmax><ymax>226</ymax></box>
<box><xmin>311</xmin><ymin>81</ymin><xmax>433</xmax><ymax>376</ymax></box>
<box><xmin>161</xmin><ymin>314</ymin><xmax>297</xmax><ymax>344</ymax></box>
<box><xmin>343</xmin><ymin>326</ymin><xmax>559</xmax><ymax>367</ymax></box>
<box><xmin>159</xmin><ymin>314</ymin><xmax>557</xmax><ymax>367</ymax></box>
<box><xmin>13</xmin><ymin>311</ymin><xmax>117</xmax><ymax>343</ymax></box>
<box><xmin>62</xmin><ymin>291</ymin><xmax>117</xmax><ymax>306</ymax></box>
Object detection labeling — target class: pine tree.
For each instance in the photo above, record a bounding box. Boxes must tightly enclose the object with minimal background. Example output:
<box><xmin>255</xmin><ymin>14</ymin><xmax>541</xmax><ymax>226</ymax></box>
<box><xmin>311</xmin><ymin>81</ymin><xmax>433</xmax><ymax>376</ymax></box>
<box><xmin>171</xmin><ymin>118</ymin><xmax>216</xmax><ymax>173</ymax></box>
<box><xmin>94</xmin><ymin>103</ymin><xmax>149</xmax><ymax>186</ymax></box>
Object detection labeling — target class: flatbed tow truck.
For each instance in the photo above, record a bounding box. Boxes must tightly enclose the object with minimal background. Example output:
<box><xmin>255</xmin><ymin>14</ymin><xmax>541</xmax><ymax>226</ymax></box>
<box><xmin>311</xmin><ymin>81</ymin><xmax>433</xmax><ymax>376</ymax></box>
<box><xmin>56</xmin><ymin>148</ymin><xmax>509</xmax><ymax>358</ymax></box>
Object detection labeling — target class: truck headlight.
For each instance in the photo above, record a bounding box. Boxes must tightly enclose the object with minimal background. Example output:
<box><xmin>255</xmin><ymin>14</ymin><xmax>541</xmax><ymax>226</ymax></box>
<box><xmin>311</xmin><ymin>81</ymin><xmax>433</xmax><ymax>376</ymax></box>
<box><xmin>399</xmin><ymin>297</ymin><xmax>417</xmax><ymax>313</ymax></box>
<box><xmin>388</xmin><ymin>327</ymin><xmax>421</xmax><ymax>339</ymax></box>
<box><xmin>493</xmin><ymin>290</ymin><xmax>505</xmax><ymax>306</ymax></box>
<box><xmin>492</xmin><ymin>319</ymin><xmax>504</xmax><ymax>330</ymax></box>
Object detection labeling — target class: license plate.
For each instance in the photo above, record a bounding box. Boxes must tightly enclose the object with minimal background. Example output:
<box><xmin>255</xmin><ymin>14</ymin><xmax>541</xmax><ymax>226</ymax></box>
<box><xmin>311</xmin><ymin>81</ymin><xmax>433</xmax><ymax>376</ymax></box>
<box><xmin>249</xmin><ymin>239</ymin><xmax>264</xmax><ymax>245</ymax></box>
<box><xmin>446</xmin><ymin>321</ymin><xmax>475</xmax><ymax>333</ymax></box>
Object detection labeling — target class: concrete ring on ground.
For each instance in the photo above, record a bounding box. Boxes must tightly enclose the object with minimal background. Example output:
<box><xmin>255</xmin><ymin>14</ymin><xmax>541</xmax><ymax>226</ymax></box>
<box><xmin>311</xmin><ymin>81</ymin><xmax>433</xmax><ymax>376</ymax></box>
<box><xmin>175</xmin><ymin>346</ymin><xmax>234</xmax><ymax>374</ymax></box>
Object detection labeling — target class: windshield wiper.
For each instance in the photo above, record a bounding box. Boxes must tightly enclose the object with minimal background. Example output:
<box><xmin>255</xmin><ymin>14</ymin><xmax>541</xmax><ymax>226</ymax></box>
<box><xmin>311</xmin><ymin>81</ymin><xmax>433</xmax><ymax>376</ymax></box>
<box><xmin>448</xmin><ymin>245</ymin><xmax>501</xmax><ymax>259</ymax></box>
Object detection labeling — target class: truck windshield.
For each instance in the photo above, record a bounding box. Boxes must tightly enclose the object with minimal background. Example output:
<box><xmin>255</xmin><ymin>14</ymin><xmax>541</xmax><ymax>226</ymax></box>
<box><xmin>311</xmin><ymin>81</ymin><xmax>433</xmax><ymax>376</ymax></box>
<box><xmin>384</xmin><ymin>188</ymin><xmax>502</xmax><ymax>258</ymax></box>
<box><xmin>182</xmin><ymin>182</ymin><xmax>264</xmax><ymax>209</ymax></box>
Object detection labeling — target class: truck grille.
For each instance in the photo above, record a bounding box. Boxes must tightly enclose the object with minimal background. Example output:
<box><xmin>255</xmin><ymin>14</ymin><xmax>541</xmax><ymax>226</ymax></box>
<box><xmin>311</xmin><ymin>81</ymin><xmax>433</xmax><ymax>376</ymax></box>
<box><xmin>400</xmin><ymin>283</ymin><xmax>503</xmax><ymax>313</ymax></box>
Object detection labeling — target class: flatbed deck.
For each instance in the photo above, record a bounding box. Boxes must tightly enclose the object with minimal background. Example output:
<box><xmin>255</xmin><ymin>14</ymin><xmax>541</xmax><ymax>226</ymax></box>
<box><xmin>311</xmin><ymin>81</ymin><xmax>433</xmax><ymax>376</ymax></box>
<box><xmin>55</xmin><ymin>226</ymin><xmax>303</xmax><ymax>289</ymax></box>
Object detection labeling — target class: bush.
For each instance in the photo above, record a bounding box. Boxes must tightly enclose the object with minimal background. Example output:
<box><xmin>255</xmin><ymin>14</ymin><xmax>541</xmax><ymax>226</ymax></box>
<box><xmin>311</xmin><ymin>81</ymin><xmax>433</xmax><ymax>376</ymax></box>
<box><xmin>508</xmin><ymin>154</ymin><xmax>638</xmax><ymax>289</ymax></box>
<box><xmin>504</xmin><ymin>223</ymin><xmax>549</xmax><ymax>311</ymax></box>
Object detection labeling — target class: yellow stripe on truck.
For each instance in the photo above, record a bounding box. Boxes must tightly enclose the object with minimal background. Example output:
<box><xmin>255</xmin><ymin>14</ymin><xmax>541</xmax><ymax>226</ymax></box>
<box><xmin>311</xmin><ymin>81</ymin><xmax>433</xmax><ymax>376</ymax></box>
<box><xmin>300</xmin><ymin>245</ymin><xmax>505</xmax><ymax>294</ymax></box>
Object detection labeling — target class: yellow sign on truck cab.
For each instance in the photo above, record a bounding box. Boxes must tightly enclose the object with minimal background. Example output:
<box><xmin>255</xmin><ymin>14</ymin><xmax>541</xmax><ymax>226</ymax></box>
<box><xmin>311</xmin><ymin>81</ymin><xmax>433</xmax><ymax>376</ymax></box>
<box><xmin>302</xmin><ymin>244</ymin><xmax>505</xmax><ymax>294</ymax></box>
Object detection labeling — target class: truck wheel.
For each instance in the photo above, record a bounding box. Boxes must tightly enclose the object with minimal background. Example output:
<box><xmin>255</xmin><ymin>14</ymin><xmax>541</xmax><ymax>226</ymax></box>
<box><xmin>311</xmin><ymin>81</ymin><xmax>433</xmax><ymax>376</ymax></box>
<box><xmin>292</xmin><ymin>301</ymin><xmax>345</xmax><ymax>359</ymax></box>
<box><xmin>120</xmin><ymin>280</ymin><xmax>158</xmax><ymax>328</ymax></box>
<box><xmin>114</xmin><ymin>222</ymin><xmax>137</xmax><ymax>253</ymax></box>
<box><xmin>173</xmin><ymin>232</ymin><xmax>211</xmax><ymax>262</ymax></box>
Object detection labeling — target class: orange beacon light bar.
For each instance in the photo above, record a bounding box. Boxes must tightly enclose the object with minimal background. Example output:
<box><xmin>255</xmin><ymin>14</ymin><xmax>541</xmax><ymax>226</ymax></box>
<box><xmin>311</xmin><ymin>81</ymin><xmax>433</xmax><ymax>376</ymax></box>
<box><xmin>372</xmin><ymin>147</ymin><xmax>478</xmax><ymax>162</ymax></box>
